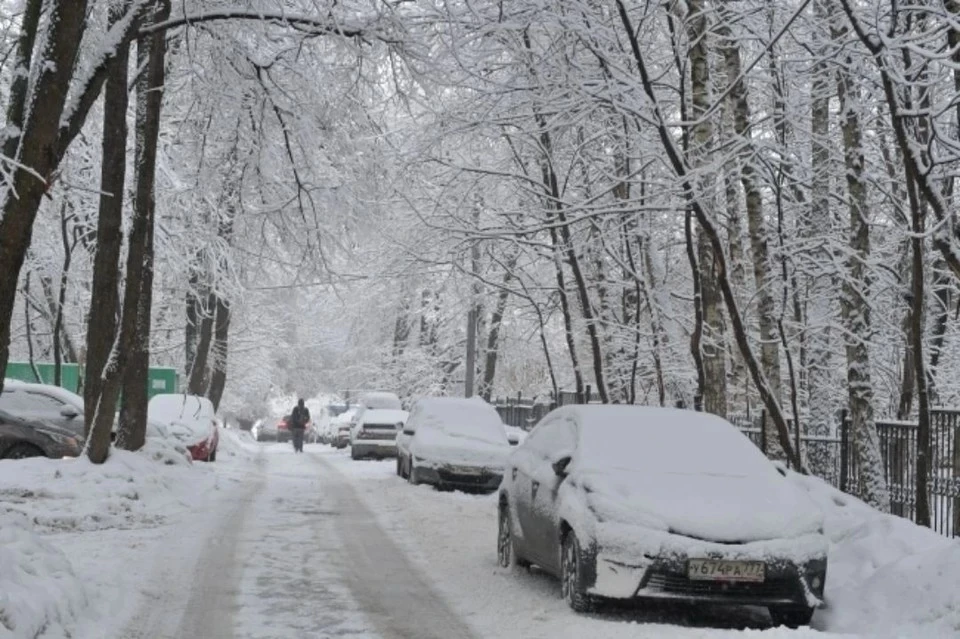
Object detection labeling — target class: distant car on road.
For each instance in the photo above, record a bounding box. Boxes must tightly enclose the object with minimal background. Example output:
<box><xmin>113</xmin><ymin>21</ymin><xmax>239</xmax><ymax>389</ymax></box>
<box><xmin>147</xmin><ymin>394</ymin><xmax>220</xmax><ymax>462</ymax></box>
<box><xmin>397</xmin><ymin>397</ymin><xmax>511</xmax><ymax>493</ymax></box>
<box><xmin>0</xmin><ymin>409</ymin><xmax>83</xmax><ymax>460</ymax></box>
<box><xmin>496</xmin><ymin>405</ymin><xmax>827</xmax><ymax>627</ymax></box>
<box><xmin>350</xmin><ymin>408</ymin><xmax>408</xmax><ymax>460</ymax></box>
<box><xmin>253</xmin><ymin>417</ymin><xmax>279</xmax><ymax>442</ymax></box>
<box><xmin>331</xmin><ymin>407</ymin><xmax>358</xmax><ymax>449</ymax></box>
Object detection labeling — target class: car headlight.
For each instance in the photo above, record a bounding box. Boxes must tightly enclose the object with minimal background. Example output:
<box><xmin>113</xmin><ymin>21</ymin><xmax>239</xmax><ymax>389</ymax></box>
<box><xmin>41</xmin><ymin>430</ymin><xmax>79</xmax><ymax>449</ymax></box>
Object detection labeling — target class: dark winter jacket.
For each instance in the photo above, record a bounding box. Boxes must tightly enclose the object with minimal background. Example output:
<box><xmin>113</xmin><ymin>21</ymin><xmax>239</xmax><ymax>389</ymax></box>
<box><xmin>289</xmin><ymin>405</ymin><xmax>310</xmax><ymax>430</ymax></box>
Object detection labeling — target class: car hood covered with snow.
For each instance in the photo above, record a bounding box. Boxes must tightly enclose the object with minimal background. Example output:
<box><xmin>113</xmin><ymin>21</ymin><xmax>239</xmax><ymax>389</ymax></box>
<box><xmin>576</xmin><ymin>466</ymin><xmax>823</xmax><ymax>543</ymax></box>
<box><xmin>411</xmin><ymin>427</ymin><xmax>509</xmax><ymax>469</ymax></box>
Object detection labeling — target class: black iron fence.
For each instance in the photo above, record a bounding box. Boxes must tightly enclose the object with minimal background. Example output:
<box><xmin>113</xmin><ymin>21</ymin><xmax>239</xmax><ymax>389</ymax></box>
<box><xmin>730</xmin><ymin>409</ymin><xmax>959</xmax><ymax>537</ymax></box>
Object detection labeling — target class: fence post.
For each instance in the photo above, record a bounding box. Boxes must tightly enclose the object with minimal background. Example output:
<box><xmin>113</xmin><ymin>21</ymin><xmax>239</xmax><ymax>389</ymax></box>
<box><xmin>760</xmin><ymin>409</ymin><xmax>768</xmax><ymax>456</ymax></box>
<box><xmin>585</xmin><ymin>385</ymin><xmax>592</xmax><ymax>404</ymax></box>
<box><xmin>953</xmin><ymin>422</ymin><xmax>959</xmax><ymax>537</ymax></box>
<box><xmin>839</xmin><ymin>409</ymin><xmax>849</xmax><ymax>494</ymax></box>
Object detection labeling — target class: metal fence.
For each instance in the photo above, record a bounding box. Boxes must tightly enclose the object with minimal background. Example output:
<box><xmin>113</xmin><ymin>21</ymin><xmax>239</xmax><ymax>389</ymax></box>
<box><xmin>732</xmin><ymin>409</ymin><xmax>959</xmax><ymax>537</ymax></box>
<box><xmin>840</xmin><ymin>411</ymin><xmax>959</xmax><ymax>537</ymax></box>
<box><xmin>492</xmin><ymin>387</ymin><xmax>599</xmax><ymax>430</ymax></box>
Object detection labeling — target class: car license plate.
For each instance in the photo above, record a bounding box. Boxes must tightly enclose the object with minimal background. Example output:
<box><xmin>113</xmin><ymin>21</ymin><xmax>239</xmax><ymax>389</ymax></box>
<box><xmin>687</xmin><ymin>559</ymin><xmax>765</xmax><ymax>582</ymax></box>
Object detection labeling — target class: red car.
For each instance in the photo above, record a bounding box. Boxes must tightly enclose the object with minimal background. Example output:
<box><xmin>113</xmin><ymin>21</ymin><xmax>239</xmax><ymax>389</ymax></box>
<box><xmin>277</xmin><ymin>414</ymin><xmax>313</xmax><ymax>444</ymax></box>
<box><xmin>147</xmin><ymin>394</ymin><xmax>220</xmax><ymax>462</ymax></box>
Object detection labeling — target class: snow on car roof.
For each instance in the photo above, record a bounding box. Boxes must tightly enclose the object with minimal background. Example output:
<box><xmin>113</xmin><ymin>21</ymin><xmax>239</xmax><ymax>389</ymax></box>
<box><xmin>10</xmin><ymin>382</ymin><xmax>84</xmax><ymax>411</ymax></box>
<box><xmin>563</xmin><ymin>405</ymin><xmax>777</xmax><ymax>477</ymax></box>
<box><xmin>415</xmin><ymin>397</ymin><xmax>508</xmax><ymax>445</ymax></box>
<box><xmin>359</xmin><ymin>392</ymin><xmax>402</xmax><ymax>410</ymax></box>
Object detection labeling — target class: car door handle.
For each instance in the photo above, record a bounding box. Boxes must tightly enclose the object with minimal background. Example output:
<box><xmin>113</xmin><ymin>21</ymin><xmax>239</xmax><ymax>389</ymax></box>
<box><xmin>531</xmin><ymin>480</ymin><xmax>540</xmax><ymax>498</ymax></box>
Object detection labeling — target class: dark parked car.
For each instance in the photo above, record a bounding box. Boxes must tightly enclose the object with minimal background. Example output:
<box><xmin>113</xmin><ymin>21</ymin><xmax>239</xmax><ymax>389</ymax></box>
<box><xmin>0</xmin><ymin>380</ymin><xmax>85</xmax><ymax>436</ymax></box>
<box><xmin>0</xmin><ymin>409</ymin><xmax>83</xmax><ymax>459</ymax></box>
<box><xmin>497</xmin><ymin>405</ymin><xmax>827</xmax><ymax>628</ymax></box>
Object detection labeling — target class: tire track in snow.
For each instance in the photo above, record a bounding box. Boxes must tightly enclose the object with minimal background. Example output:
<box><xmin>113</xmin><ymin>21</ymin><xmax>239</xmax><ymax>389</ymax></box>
<box><xmin>316</xmin><ymin>454</ymin><xmax>479</xmax><ymax>639</ymax></box>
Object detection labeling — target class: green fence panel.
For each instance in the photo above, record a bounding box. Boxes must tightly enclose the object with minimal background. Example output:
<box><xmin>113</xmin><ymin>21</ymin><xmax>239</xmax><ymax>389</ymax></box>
<box><xmin>6</xmin><ymin>362</ymin><xmax>179</xmax><ymax>398</ymax></box>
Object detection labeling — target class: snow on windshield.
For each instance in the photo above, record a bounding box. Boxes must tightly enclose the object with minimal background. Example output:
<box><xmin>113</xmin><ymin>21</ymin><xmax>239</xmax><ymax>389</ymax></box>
<box><xmin>573</xmin><ymin>406</ymin><xmax>777</xmax><ymax>477</ymax></box>
<box><xmin>361</xmin><ymin>408</ymin><xmax>408</xmax><ymax>426</ymax></box>
<box><xmin>418</xmin><ymin>398</ymin><xmax>508</xmax><ymax>446</ymax></box>
<box><xmin>147</xmin><ymin>394</ymin><xmax>214</xmax><ymax>425</ymax></box>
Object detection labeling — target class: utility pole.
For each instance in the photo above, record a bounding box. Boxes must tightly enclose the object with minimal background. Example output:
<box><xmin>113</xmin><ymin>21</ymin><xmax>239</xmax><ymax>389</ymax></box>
<box><xmin>464</xmin><ymin>308</ymin><xmax>476</xmax><ymax>398</ymax></box>
<box><xmin>465</xmin><ymin>202</ymin><xmax>482</xmax><ymax>398</ymax></box>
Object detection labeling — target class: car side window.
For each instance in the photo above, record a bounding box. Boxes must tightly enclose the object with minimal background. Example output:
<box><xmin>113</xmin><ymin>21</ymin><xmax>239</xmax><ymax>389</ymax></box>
<box><xmin>26</xmin><ymin>392</ymin><xmax>67</xmax><ymax>411</ymax></box>
<box><xmin>538</xmin><ymin>418</ymin><xmax>577</xmax><ymax>460</ymax></box>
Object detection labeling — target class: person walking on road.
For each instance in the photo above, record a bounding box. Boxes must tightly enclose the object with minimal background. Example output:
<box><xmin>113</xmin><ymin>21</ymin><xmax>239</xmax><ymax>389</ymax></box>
<box><xmin>289</xmin><ymin>398</ymin><xmax>310</xmax><ymax>453</ymax></box>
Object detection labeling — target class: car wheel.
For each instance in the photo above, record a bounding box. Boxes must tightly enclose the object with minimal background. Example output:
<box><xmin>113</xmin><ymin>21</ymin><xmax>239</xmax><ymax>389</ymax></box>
<box><xmin>498</xmin><ymin>502</ymin><xmax>529</xmax><ymax>569</ymax></box>
<box><xmin>408</xmin><ymin>462</ymin><xmax>420</xmax><ymax>485</ymax></box>
<box><xmin>769</xmin><ymin>606</ymin><xmax>815</xmax><ymax>628</ymax></box>
<box><xmin>351</xmin><ymin>448</ymin><xmax>359</xmax><ymax>460</ymax></box>
<box><xmin>3</xmin><ymin>443</ymin><xmax>45</xmax><ymax>460</ymax></box>
<box><xmin>561</xmin><ymin>531</ymin><xmax>595</xmax><ymax>613</ymax></box>
<box><xmin>208</xmin><ymin>448</ymin><xmax>217</xmax><ymax>462</ymax></box>
<box><xmin>396</xmin><ymin>457</ymin><xmax>402</xmax><ymax>476</ymax></box>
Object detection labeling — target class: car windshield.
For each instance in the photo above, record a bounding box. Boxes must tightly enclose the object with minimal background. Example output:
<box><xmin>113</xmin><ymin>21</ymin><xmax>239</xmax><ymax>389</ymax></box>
<box><xmin>0</xmin><ymin>390</ymin><xmax>51</xmax><ymax>413</ymax></box>
<box><xmin>575</xmin><ymin>407</ymin><xmax>777</xmax><ymax>478</ymax></box>
<box><xmin>360</xmin><ymin>393</ymin><xmax>402</xmax><ymax>410</ymax></box>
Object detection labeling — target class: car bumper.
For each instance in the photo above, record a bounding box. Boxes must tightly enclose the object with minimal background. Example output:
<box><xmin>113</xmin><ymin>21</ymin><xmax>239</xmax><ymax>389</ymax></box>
<box><xmin>415</xmin><ymin>463</ymin><xmax>503</xmax><ymax>492</ymax></box>
<box><xmin>352</xmin><ymin>441</ymin><xmax>398</xmax><ymax>458</ymax></box>
<box><xmin>589</xmin><ymin>528</ymin><xmax>826</xmax><ymax>608</ymax></box>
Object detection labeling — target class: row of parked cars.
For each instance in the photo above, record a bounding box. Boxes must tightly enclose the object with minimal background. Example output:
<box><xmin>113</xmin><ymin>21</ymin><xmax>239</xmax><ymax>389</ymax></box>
<box><xmin>0</xmin><ymin>379</ymin><xmax>221</xmax><ymax>463</ymax></box>
<box><xmin>326</xmin><ymin>394</ymin><xmax>827</xmax><ymax>628</ymax></box>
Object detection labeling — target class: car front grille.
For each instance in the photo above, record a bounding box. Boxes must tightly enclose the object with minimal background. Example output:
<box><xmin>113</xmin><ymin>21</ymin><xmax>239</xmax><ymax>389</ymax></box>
<box><xmin>436</xmin><ymin>468</ymin><xmax>501</xmax><ymax>487</ymax></box>
<box><xmin>641</xmin><ymin>572</ymin><xmax>799</xmax><ymax>602</ymax></box>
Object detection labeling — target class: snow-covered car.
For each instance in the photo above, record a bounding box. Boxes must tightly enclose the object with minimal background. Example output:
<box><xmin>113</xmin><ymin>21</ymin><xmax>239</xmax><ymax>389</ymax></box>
<box><xmin>332</xmin><ymin>407</ymin><xmax>358</xmax><ymax>449</ymax></box>
<box><xmin>0</xmin><ymin>408</ymin><xmax>83</xmax><ymax>459</ymax></box>
<box><xmin>0</xmin><ymin>380</ymin><xmax>85</xmax><ymax>438</ymax></box>
<box><xmin>496</xmin><ymin>406</ymin><xmax>827</xmax><ymax>627</ymax></box>
<box><xmin>350</xmin><ymin>408</ymin><xmax>408</xmax><ymax>460</ymax></box>
<box><xmin>253</xmin><ymin>417</ymin><xmax>279</xmax><ymax>442</ymax></box>
<box><xmin>398</xmin><ymin>397</ymin><xmax>511</xmax><ymax>493</ymax></box>
<box><xmin>147</xmin><ymin>394</ymin><xmax>220</xmax><ymax>462</ymax></box>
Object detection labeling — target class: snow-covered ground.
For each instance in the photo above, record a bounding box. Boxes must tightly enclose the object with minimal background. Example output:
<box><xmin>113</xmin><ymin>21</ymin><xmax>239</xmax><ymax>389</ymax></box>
<box><xmin>325</xmin><ymin>450</ymin><xmax>960</xmax><ymax>639</ymax></box>
<box><xmin>2</xmin><ymin>432</ymin><xmax>958</xmax><ymax>639</ymax></box>
<box><xmin>0</xmin><ymin>431</ymin><xmax>255</xmax><ymax>639</ymax></box>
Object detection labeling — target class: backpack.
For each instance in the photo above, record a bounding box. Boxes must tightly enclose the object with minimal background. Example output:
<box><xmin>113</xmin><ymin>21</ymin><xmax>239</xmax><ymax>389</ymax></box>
<box><xmin>290</xmin><ymin>406</ymin><xmax>306</xmax><ymax>429</ymax></box>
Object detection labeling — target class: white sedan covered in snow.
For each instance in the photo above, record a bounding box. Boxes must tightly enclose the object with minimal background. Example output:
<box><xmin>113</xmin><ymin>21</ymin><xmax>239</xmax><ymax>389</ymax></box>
<box><xmin>497</xmin><ymin>405</ymin><xmax>828</xmax><ymax>627</ymax></box>
<box><xmin>397</xmin><ymin>397</ymin><xmax>511</xmax><ymax>493</ymax></box>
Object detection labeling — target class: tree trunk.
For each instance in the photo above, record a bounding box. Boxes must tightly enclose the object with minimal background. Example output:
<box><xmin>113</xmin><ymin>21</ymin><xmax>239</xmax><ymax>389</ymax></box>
<box><xmin>116</xmin><ymin>0</ymin><xmax>172</xmax><ymax>452</ymax></box>
<box><xmin>836</xmin><ymin>52</ymin><xmax>890</xmax><ymax>512</ymax></box>
<box><xmin>480</xmin><ymin>264</ymin><xmax>514</xmax><ymax>402</ymax></box>
<box><xmin>804</xmin><ymin>0</ymin><xmax>837</xmax><ymax>451</ymax></box>
<box><xmin>687</xmin><ymin>0</ymin><xmax>727</xmax><ymax>418</ymax></box>
<box><xmin>0</xmin><ymin>0</ymin><xmax>90</xmax><ymax>389</ymax></box>
<box><xmin>187</xmin><ymin>293</ymin><xmax>216</xmax><ymax>395</ymax></box>
<box><xmin>0</xmin><ymin>0</ymin><xmax>43</xmax><ymax>163</ymax></box>
<box><xmin>84</xmin><ymin>10</ymin><xmax>131</xmax><ymax>442</ymax></box>
<box><xmin>207</xmin><ymin>297</ymin><xmax>231</xmax><ymax>411</ymax></box>
<box><xmin>720</xmin><ymin>27</ymin><xmax>782</xmax><ymax>449</ymax></box>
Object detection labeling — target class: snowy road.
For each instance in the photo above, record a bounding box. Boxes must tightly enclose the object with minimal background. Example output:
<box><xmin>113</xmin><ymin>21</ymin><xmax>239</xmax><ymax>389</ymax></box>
<box><xmin>108</xmin><ymin>442</ymin><xmax>854</xmax><ymax>639</ymax></box>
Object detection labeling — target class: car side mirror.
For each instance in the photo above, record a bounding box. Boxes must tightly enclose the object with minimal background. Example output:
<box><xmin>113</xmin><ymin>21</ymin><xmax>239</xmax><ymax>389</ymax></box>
<box><xmin>60</xmin><ymin>405</ymin><xmax>79</xmax><ymax>419</ymax></box>
<box><xmin>552</xmin><ymin>456</ymin><xmax>572</xmax><ymax>478</ymax></box>
<box><xmin>508</xmin><ymin>434</ymin><xmax>520</xmax><ymax>446</ymax></box>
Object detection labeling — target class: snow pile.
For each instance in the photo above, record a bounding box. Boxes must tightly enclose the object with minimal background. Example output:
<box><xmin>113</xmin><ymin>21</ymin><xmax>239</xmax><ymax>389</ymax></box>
<box><xmin>0</xmin><ymin>515</ymin><xmax>88</xmax><ymax>639</ymax></box>
<box><xmin>218</xmin><ymin>428</ymin><xmax>259</xmax><ymax>460</ymax></box>
<box><xmin>787</xmin><ymin>471</ymin><xmax>960</xmax><ymax>636</ymax></box>
<box><xmin>0</xmin><ymin>446</ymin><xmax>214</xmax><ymax>533</ymax></box>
